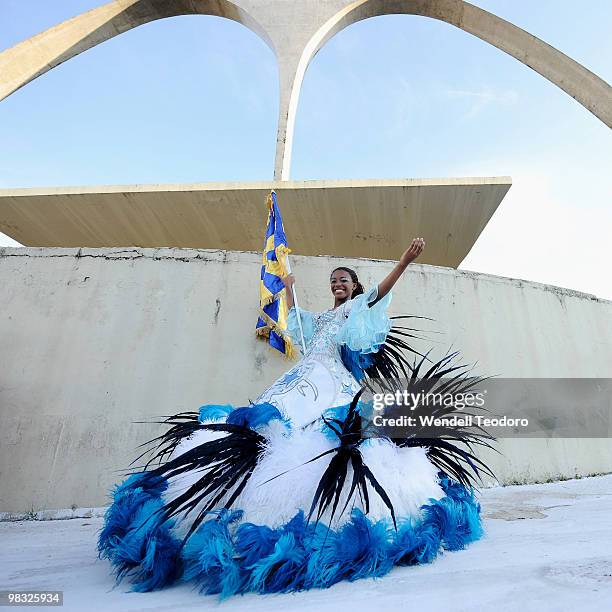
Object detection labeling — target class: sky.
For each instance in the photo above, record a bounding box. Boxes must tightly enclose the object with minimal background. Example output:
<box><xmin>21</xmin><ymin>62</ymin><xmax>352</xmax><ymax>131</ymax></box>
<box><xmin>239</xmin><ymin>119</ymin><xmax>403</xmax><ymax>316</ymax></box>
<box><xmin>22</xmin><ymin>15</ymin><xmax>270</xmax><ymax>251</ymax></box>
<box><xmin>0</xmin><ymin>0</ymin><xmax>611</xmax><ymax>299</ymax></box>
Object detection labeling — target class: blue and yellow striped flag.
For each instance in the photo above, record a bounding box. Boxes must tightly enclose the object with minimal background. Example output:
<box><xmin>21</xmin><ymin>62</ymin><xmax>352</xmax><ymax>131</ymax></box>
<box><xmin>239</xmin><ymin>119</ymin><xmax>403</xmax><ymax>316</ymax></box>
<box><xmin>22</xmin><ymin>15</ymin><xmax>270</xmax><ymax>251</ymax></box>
<box><xmin>255</xmin><ymin>191</ymin><xmax>296</xmax><ymax>358</ymax></box>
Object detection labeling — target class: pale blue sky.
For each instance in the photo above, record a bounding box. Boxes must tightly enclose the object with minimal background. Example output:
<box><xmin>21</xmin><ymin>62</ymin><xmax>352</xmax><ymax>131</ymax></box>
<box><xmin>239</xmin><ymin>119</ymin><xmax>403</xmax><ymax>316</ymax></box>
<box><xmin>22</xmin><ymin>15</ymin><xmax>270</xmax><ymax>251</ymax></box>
<box><xmin>1</xmin><ymin>1</ymin><xmax>610</xmax><ymax>298</ymax></box>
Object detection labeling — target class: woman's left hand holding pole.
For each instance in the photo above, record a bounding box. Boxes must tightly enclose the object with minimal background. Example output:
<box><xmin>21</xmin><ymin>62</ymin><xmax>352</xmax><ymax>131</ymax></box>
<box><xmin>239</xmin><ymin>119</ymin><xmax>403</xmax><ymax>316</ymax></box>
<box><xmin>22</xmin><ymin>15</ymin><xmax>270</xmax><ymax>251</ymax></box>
<box><xmin>282</xmin><ymin>268</ymin><xmax>306</xmax><ymax>353</ymax></box>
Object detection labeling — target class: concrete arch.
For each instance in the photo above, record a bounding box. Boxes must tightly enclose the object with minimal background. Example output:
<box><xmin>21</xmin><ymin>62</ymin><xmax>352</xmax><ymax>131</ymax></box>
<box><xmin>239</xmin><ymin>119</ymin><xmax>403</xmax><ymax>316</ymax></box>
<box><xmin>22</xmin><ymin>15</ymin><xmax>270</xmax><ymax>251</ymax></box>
<box><xmin>0</xmin><ymin>0</ymin><xmax>275</xmax><ymax>103</ymax></box>
<box><xmin>0</xmin><ymin>1</ymin><xmax>610</xmax><ymax>181</ymax></box>
<box><xmin>280</xmin><ymin>0</ymin><xmax>612</xmax><ymax>178</ymax></box>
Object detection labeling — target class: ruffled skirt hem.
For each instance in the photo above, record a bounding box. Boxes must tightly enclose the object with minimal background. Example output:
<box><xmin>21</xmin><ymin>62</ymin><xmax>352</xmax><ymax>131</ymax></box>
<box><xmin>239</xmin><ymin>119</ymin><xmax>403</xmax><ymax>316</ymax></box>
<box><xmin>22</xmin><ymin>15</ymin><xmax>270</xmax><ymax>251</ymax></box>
<box><xmin>98</xmin><ymin>472</ymin><xmax>482</xmax><ymax>597</ymax></box>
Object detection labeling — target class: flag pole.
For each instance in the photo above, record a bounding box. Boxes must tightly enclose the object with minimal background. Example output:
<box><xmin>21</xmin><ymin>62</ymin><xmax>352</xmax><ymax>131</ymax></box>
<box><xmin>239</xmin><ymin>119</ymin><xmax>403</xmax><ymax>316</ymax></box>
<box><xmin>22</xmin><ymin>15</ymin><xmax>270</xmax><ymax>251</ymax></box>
<box><xmin>285</xmin><ymin>256</ymin><xmax>307</xmax><ymax>354</ymax></box>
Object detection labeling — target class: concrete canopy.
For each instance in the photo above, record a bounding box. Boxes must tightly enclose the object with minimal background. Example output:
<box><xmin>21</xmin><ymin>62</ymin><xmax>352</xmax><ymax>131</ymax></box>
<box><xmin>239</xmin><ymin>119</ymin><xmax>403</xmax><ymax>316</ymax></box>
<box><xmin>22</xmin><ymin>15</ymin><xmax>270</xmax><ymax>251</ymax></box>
<box><xmin>0</xmin><ymin>177</ymin><xmax>510</xmax><ymax>267</ymax></box>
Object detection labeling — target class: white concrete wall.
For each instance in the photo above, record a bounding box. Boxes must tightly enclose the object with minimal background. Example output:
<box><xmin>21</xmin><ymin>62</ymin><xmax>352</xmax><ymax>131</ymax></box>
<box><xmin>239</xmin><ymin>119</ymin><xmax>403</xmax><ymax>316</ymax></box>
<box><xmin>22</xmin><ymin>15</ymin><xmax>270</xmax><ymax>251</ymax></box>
<box><xmin>1</xmin><ymin>247</ymin><xmax>611</xmax><ymax>513</ymax></box>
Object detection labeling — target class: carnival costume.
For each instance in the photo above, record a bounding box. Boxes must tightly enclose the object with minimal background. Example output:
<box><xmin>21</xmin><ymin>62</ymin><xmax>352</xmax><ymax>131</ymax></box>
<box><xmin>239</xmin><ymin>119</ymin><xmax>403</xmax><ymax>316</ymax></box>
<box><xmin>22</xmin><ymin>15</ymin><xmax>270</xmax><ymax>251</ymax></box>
<box><xmin>98</xmin><ymin>285</ymin><xmax>494</xmax><ymax>597</ymax></box>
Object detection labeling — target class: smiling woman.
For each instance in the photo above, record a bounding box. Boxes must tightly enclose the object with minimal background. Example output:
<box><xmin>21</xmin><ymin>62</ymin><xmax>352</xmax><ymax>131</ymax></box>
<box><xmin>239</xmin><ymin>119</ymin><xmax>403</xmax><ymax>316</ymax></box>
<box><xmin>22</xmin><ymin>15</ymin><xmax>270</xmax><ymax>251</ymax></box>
<box><xmin>98</xmin><ymin>237</ymin><xmax>495</xmax><ymax>597</ymax></box>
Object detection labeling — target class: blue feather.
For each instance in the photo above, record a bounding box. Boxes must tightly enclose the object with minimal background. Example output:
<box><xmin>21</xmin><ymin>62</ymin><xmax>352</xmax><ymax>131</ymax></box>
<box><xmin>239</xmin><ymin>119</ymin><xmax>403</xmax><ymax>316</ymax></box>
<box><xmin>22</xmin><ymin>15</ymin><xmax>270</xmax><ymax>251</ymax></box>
<box><xmin>248</xmin><ymin>531</ymin><xmax>307</xmax><ymax>593</ymax></box>
<box><xmin>235</xmin><ymin>523</ymin><xmax>280</xmax><ymax>567</ymax></box>
<box><xmin>198</xmin><ymin>404</ymin><xmax>234</xmax><ymax>422</ymax></box>
<box><xmin>333</xmin><ymin>510</ymin><xmax>393</xmax><ymax>582</ymax></box>
<box><xmin>339</xmin><ymin>346</ymin><xmax>375</xmax><ymax>381</ymax></box>
<box><xmin>226</xmin><ymin>402</ymin><xmax>288</xmax><ymax>430</ymax></box>
<box><xmin>182</xmin><ymin>510</ymin><xmax>244</xmax><ymax>598</ymax></box>
<box><xmin>98</xmin><ymin>474</ymin><xmax>181</xmax><ymax>591</ymax></box>
<box><xmin>320</xmin><ymin>401</ymin><xmax>367</xmax><ymax>441</ymax></box>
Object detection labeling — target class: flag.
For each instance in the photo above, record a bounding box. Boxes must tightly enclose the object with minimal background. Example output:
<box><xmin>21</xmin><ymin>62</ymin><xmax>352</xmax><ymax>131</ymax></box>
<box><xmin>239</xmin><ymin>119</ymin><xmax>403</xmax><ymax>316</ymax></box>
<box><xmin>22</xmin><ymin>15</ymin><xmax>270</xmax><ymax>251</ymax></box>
<box><xmin>255</xmin><ymin>191</ymin><xmax>296</xmax><ymax>358</ymax></box>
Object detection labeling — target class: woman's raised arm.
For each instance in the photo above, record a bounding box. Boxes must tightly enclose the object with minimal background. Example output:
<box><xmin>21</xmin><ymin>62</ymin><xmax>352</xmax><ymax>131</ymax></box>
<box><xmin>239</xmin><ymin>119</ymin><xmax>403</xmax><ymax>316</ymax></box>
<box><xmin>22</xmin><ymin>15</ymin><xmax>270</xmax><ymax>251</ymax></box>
<box><xmin>373</xmin><ymin>238</ymin><xmax>425</xmax><ymax>305</ymax></box>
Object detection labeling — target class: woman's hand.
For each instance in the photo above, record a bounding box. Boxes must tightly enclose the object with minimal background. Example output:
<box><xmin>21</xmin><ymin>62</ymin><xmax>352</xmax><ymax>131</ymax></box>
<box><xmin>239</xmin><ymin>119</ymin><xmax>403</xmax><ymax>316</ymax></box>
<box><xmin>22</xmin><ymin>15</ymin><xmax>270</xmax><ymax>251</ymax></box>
<box><xmin>282</xmin><ymin>273</ymin><xmax>295</xmax><ymax>289</ymax></box>
<box><xmin>374</xmin><ymin>237</ymin><xmax>426</xmax><ymax>306</ymax></box>
<box><xmin>283</xmin><ymin>274</ymin><xmax>295</xmax><ymax>310</ymax></box>
<box><xmin>399</xmin><ymin>237</ymin><xmax>425</xmax><ymax>268</ymax></box>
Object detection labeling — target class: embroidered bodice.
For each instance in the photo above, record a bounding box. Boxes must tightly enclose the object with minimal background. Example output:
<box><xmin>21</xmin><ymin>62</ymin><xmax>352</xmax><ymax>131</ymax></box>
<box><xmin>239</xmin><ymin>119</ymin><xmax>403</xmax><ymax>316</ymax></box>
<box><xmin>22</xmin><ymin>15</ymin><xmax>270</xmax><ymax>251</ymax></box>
<box><xmin>304</xmin><ymin>305</ymin><xmax>349</xmax><ymax>362</ymax></box>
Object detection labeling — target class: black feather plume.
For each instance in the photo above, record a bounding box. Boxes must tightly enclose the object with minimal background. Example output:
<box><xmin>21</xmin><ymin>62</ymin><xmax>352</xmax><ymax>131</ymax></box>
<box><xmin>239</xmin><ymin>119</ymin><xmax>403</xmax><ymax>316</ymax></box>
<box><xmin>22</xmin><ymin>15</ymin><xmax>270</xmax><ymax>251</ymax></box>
<box><xmin>361</xmin><ymin>316</ymin><xmax>429</xmax><ymax>393</ymax></box>
<box><xmin>366</xmin><ymin>350</ymin><xmax>497</xmax><ymax>488</ymax></box>
<box><xmin>137</xmin><ymin>421</ymin><xmax>266</xmax><ymax>545</ymax></box>
<box><xmin>307</xmin><ymin>390</ymin><xmax>397</xmax><ymax>529</ymax></box>
<box><xmin>131</xmin><ymin>411</ymin><xmax>203</xmax><ymax>470</ymax></box>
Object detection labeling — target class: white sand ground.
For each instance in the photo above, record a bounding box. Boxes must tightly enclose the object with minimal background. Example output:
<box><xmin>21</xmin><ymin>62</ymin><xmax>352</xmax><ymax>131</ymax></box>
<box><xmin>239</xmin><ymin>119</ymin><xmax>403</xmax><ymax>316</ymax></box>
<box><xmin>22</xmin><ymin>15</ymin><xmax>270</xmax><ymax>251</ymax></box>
<box><xmin>1</xmin><ymin>475</ymin><xmax>611</xmax><ymax>612</ymax></box>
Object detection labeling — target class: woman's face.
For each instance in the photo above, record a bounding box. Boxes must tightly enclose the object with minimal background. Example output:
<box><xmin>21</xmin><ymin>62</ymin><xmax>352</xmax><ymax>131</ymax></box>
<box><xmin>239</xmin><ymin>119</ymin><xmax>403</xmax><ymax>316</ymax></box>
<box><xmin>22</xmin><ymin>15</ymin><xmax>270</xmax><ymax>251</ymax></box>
<box><xmin>330</xmin><ymin>269</ymin><xmax>356</xmax><ymax>301</ymax></box>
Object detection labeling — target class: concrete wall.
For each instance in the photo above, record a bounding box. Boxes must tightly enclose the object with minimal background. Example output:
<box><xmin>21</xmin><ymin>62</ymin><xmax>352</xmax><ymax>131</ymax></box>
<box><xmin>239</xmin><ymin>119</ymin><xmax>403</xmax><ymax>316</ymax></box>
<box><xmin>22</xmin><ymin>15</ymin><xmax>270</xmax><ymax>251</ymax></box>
<box><xmin>1</xmin><ymin>247</ymin><xmax>611</xmax><ymax>513</ymax></box>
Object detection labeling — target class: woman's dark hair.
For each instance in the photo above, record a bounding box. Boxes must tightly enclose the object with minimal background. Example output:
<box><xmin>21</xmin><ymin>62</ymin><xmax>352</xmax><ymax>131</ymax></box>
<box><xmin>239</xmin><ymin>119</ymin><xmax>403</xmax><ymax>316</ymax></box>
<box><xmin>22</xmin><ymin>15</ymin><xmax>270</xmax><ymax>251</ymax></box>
<box><xmin>331</xmin><ymin>266</ymin><xmax>365</xmax><ymax>298</ymax></box>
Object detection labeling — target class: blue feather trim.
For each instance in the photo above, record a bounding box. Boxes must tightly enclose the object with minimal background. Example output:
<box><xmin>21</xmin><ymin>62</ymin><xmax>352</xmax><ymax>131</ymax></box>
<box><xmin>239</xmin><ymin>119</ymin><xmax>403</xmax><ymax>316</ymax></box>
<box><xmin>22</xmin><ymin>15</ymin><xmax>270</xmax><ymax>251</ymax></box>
<box><xmin>226</xmin><ymin>402</ymin><xmax>288</xmax><ymax>430</ymax></box>
<box><xmin>340</xmin><ymin>345</ymin><xmax>374</xmax><ymax>382</ymax></box>
<box><xmin>199</xmin><ymin>402</ymin><xmax>289</xmax><ymax>430</ymax></box>
<box><xmin>97</xmin><ymin>473</ymin><xmax>182</xmax><ymax>591</ymax></box>
<box><xmin>100</xmin><ymin>471</ymin><xmax>482</xmax><ymax>597</ymax></box>
<box><xmin>198</xmin><ymin>404</ymin><xmax>234</xmax><ymax>422</ymax></box>
<box><xmin>321</xmin><ymin>400</ymin><xmax>373</xmax><ymax>441</ymax></box>
<box><xmin>182</xmin><ymin>509</ymin><xmax>244</xmax><ymax>597</ymax></box>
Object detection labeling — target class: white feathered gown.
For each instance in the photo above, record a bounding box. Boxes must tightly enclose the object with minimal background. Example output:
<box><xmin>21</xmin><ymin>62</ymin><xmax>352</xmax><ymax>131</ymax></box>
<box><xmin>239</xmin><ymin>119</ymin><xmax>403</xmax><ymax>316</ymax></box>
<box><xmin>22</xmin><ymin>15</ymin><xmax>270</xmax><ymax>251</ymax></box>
<box><xmin>98</xmin><ymin>288</ymin><xmax>484</xmax><ymax>596</ymax></box>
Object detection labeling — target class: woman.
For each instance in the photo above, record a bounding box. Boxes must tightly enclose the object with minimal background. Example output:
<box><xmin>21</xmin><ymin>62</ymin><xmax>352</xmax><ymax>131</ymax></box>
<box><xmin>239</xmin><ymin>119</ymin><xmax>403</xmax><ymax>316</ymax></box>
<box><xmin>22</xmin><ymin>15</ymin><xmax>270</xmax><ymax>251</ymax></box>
<box><xmin>257</xmin><ymin>238</ymin><xmax>426</xmax><ymax>428</ymax></box>
<box><xmin>99</xmin><ymin>238</ymin><xmax>492</xmax><ymax>597</ymax></box>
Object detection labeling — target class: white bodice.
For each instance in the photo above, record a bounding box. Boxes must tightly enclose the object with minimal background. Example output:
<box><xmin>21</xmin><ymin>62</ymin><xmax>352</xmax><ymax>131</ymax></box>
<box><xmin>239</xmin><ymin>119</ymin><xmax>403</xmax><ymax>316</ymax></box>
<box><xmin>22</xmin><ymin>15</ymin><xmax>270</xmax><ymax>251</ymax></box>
<box><xmin>256</xmin><ymin>303</ymin><xmax>360</xmax><ymax>427</ymax></box>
